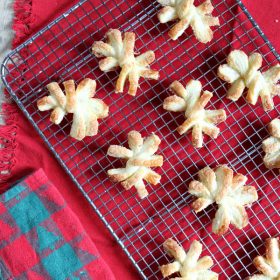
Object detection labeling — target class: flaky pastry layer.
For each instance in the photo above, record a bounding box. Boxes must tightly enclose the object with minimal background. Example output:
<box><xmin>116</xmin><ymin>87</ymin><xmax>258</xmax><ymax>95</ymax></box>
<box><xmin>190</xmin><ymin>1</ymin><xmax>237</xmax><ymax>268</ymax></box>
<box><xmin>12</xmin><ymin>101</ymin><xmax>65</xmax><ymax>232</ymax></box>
<box><xmin>92</xmin><ymin>29</ymin><xmax>159</xmax><ymax>96</ymax></box>
<box><xmin>163</xmin><ymin>79</ymin><xmax>226</xmax><ymax>147</ymax></box>
<box><xmin>218</xmin><ymin>50</ymin><xmax>280</xmax><ymax>111</ymax></box>
<box><xmin>189</xmin><ymin>165</ymin><xmax>258</xmax><ymax>235</ymax></box>
<box><xmin>37</xmin><ymin>78</ymin><xmax>108</xmax><ymax>140</ymax></box>
<box><xmin>157</xmin><ymin>0</ymin><xmax>219</xmax><ymax>42</ymax></box>
<box><xmin>160</xmin><ymin>238</ymin><xmax>218</xmax><ymax>279</ymax></box>
<box><xmin>107</xmin><ymin>131</ymin><xmax>163</xmax><ymax>198</ymax></box>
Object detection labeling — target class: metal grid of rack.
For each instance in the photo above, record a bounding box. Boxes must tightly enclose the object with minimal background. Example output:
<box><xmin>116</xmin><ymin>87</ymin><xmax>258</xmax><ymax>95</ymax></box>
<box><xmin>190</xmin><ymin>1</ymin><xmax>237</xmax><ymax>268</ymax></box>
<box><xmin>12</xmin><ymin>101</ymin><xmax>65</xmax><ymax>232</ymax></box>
<box><xmin>1</xmin><ymin>0</ymin><xmax>280</xmax><ymax>279</ymax></box>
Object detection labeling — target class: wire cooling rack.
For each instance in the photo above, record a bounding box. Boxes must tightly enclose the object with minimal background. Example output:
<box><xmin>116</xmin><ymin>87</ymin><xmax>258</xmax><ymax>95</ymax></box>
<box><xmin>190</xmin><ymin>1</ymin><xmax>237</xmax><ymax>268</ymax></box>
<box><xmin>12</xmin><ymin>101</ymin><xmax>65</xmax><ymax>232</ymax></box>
<box><xmin>1</xmin><ymin>0</ymin><xmax>280</xmax><ymax>279</ymax></box>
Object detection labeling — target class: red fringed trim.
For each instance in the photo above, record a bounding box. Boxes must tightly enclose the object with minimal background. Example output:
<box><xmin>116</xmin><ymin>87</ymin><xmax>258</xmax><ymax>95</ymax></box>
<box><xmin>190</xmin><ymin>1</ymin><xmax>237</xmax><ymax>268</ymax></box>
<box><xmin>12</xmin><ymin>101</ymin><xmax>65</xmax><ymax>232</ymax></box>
<box><xmin>0</xmin><ymin>0</ymin><xmax>34</xmax><ymax>189</ymax></box>
<box><xmin>12</xmin><ymin>0</ymin><xmax>34</xmax><ymax>47</ymax></box>
<box><xmin>0</xmin><ymin>104</ymin><xmax>18</xmax><ymax>190</ymax></box>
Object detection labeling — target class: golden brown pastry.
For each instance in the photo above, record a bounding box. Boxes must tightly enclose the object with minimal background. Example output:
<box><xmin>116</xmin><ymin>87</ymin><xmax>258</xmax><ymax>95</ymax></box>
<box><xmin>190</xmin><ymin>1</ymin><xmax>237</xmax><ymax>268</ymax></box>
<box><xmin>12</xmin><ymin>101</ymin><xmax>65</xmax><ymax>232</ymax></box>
<box><xmin>107</xmin><ymin>131</ymin><xmax>163</xmax><ymax>198</ymax></box>
<box><xmin>189</xmin><ymin>165</ymin><xmax>258</xmax><ymax>235</ymax></box>
<box><xmin>262</xmin><ymin>118</ymin><xmax>280</xmax><ymax>171</ymax></box>
<box><xmin>163</xmin><ymin>79</ymin><xmax>226</xmax><ymax>147</ymax></box>
<box><xmin>246</xmin><ymin>238</ymin><xmax>280</xmax><ymax>280</ymax></box>
<box><xmin>157</xmin><ymin>0</ymin><xmax>220</xmax><ymax>42</ymax></box>
<box><xmin>160</xmin><ymin>238</ymin><xmax>218</xmax><ymax>279</ymax></box>
<box><xmin>92</xmin><ymin>29</ymin><xmax>159</xmax><ymax>96</ymax></box>
<box><xmin>37</xmin><ymin>78</ymin><xmax>109</xmax><ymax>140</ymax></box>
<box><xmin>218</xmin><ymin>50</ymin><xmax>280</xmax><ymax>111</ymax></box>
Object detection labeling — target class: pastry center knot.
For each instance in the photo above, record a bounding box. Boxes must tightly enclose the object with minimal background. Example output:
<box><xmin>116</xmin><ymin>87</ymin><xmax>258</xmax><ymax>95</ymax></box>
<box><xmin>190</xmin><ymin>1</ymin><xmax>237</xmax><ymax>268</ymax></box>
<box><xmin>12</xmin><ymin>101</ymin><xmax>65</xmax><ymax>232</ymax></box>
<box><xmin>189</xmin><ymin>165</ymin><xmax>258</xmax><ymax>235</ymax></box>
<box><xmin>92</xmin><ymin>29</ymin><xmax>159</xmax><ymax>96</ymax></box>
<box><xmin>157</xmin><ymin>0</ymin><xmax>220</xmax><ymax>42</ymax></box>
<box><xmin>163</xmin><ymin>79</ymin><xmax>226</xmax><ymax>147</ymax></box>
<box><xmin>218</xmin><ymin>50</ymin><xmax>280</xmax><ymax>111</ymax></box>
<box><xmin>262</xmin><ymin>118</ymin><xmax>280</xmax><ymax>171</ymax></box>
<box><xmin>160</xmin><ymin>238</ymin><xmax>218</xmax><ymax>279</ymax></box>
<box><xmin>37</xmin><ymin>78</ymin><xmax>108</xmax><ymax>140</ymax></box>
<box><xmin>107</xmin><ymin>131</ymin><xmax>163</xmax><ymax>199</ymax></box>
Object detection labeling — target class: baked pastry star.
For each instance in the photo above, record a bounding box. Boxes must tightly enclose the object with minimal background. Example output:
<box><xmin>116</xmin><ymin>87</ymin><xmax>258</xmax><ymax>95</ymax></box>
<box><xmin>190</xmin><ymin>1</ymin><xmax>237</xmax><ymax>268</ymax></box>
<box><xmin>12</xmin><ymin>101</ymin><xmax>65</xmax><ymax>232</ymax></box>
<box><xmin>163</xmin><ymin>79</ymin><xmax>226</xmax><ymax>147</ymax></box>
<box><xmin>262</xmin><ymin>118</ymin><xmax>280</xmax><ymax>171</ymax></box>
<box><xmin>37</xmin><ymin>78</ymin><xmax>109</xmax><ymax>140</ymax></box>
<box><xmin>218</xmin><ymin>50</ymin><xmax>280</xmax><ymax>111</ymax></box>
<box><xmin>107</xmin><ymin>131</ymin><xmax>163</xmax><ymax>198</ymax></box>
<box><xmin>189</xmin><ymin>165</ymin><xmax>258</xmax><ymax>235</ymax></box>
<box><xmin>160</xmin><ymin>238</ymin><xmax>218</xmax><ymax>279</ymax></box>
<box><xmin>157</xmin><ymin>0</ymin><xmax>220</xmax><ymax>42</ymax></box>
<box><xmin>92</xmin><ymin>29</ymin><xmax>159</xmax><ymax>96</ymax></box>
<box><xmin>247</xmin><ymin>238</ymin><xmax>280</xmax><ymax>280</ymax></box>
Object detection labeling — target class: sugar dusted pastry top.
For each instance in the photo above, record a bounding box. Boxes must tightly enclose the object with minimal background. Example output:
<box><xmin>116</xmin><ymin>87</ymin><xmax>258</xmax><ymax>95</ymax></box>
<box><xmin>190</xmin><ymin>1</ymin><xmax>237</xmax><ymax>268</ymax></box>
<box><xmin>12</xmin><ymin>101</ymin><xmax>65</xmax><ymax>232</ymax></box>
<box><xmin>247</xmin><ymin>238</ymin><xmax>280</xmax><ymax>280</ymax></box>
<box><xmin>37</xmin><ymin>78</ymin><xmax>109</xmax><ymax>140</ymax></box>
<box><xmin>92</xmin><ymin>29</ymin><xmax>159</xmax><ymax>96</ymax></box>
<box><xmin>262</xmin><ymin>118</ymin><xmax>280</xmax><ymax>171</ymax></box>
<box><xmin>157</xmin><ymin>0</ymin><xmax>220</xmax><ymax>42</ymax></box>
<box><xmin>218</xmin><ymin>50</ymin><xmax>280</xmax><ymax>111</ymax></box>
<box><xmin>163</xmin><ymin>79</ymin><xmax>226</xmax><ymax>147</ymax></box>
<box><xmin>189</xmin><ymin>165</ymin><xmax>258</xmax><ymax>235</ymax></box>
<box><xmin>107</xmin><ymin>131</ymin><xmax>163</xmax><ymax>199</ymax></box>
<box><xmin>160</xmin><ymin>238</ymin><xmax>218</xmax><ymax>279</ymax></box>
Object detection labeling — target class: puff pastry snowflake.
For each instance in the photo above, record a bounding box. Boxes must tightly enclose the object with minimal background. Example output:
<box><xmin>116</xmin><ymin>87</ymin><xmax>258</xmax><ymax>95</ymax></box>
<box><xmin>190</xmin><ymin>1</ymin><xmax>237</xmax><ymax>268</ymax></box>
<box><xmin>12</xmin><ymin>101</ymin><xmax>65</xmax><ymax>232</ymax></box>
<box><xmin>160</xmin><ymin>238</ymin><xmax>218</xmax><ymax>279</ymax></box>
<box><xmin>189</xmin><ymin>165</ymin><xmax>258</xmax><ymax>235</ymax></box>
<box><xmin>157</xmin><ymin>0</ymin><xmax>220</xmax><ymax>42</ymax></box>
<box><xmin>247</xmin><ymin>238</ymin><xmax>280</xmax><ymax>280</ymax></box>
<box><xmin>92</xmin><ymin>29</ymin><xmax>159</xmax><ymax>96</ymax></box>
<box><xmin>37</xmin><ymin>78</ymin><xmax>109</xmax><ymax>140</ymax></box>
<box><xmin>262</xmin><ymin>118</ymin><xmax>280</xmax><ymax>171</ymax></box>
<box><xmin>218</xmin><ymin>50</ymin><xmax>280</xmax><ymax>111</ymax></box>
<box><xmin>107</xmin><ymin>131</ymin><xmax>163</xmax><ymax>198</ymax></box>
<box><xmin>163</xmin><ymin>79</ymin><xmax>226</xmax><ymax>148</ymax></box>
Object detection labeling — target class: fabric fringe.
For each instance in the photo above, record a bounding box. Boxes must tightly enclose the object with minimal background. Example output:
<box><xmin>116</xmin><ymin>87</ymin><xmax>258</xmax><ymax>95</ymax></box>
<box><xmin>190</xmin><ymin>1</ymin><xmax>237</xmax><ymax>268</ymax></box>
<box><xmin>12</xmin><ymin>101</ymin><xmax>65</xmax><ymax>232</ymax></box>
<box><xmin>12</xmin><ymin>0</ymin><xmax>34</xmax><ymax>47</ymax></box>
<box><xmin>0</xmin><ymin>104</ymin><xmax>18</xmax><ymax>189</ymax></box>
<box><xmin>0</xmin><ymin>0</ymin><xmax>33</xmax><ymax>189</ymax></box>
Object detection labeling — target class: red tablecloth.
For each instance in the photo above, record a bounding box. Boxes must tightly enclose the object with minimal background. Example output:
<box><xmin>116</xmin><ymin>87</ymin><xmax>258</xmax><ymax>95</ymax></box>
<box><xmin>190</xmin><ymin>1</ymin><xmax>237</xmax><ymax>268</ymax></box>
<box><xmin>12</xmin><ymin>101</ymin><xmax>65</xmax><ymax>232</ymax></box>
<box><xmin>3</xmin><ymin>1</ymin><xmax>280</xmax><ymax>279</ymax></box>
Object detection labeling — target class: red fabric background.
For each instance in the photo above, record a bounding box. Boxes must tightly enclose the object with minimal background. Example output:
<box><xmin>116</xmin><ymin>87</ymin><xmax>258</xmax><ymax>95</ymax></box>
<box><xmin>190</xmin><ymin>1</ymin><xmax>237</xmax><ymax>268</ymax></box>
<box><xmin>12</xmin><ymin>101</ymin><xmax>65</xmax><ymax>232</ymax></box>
<box><xmin>5</xmin><ymin>1</ymin><xmax>280</xmax><ymax>280</ymax></box>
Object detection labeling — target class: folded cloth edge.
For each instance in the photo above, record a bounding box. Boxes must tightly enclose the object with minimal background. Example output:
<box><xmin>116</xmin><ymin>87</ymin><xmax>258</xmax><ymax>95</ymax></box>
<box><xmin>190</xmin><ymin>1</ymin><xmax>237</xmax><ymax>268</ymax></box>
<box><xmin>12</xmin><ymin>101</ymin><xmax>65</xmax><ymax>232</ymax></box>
<box><xmin>0</xmin><ymin>168</ymin><xmax>116</xmax><ymax>280</ymax></box>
